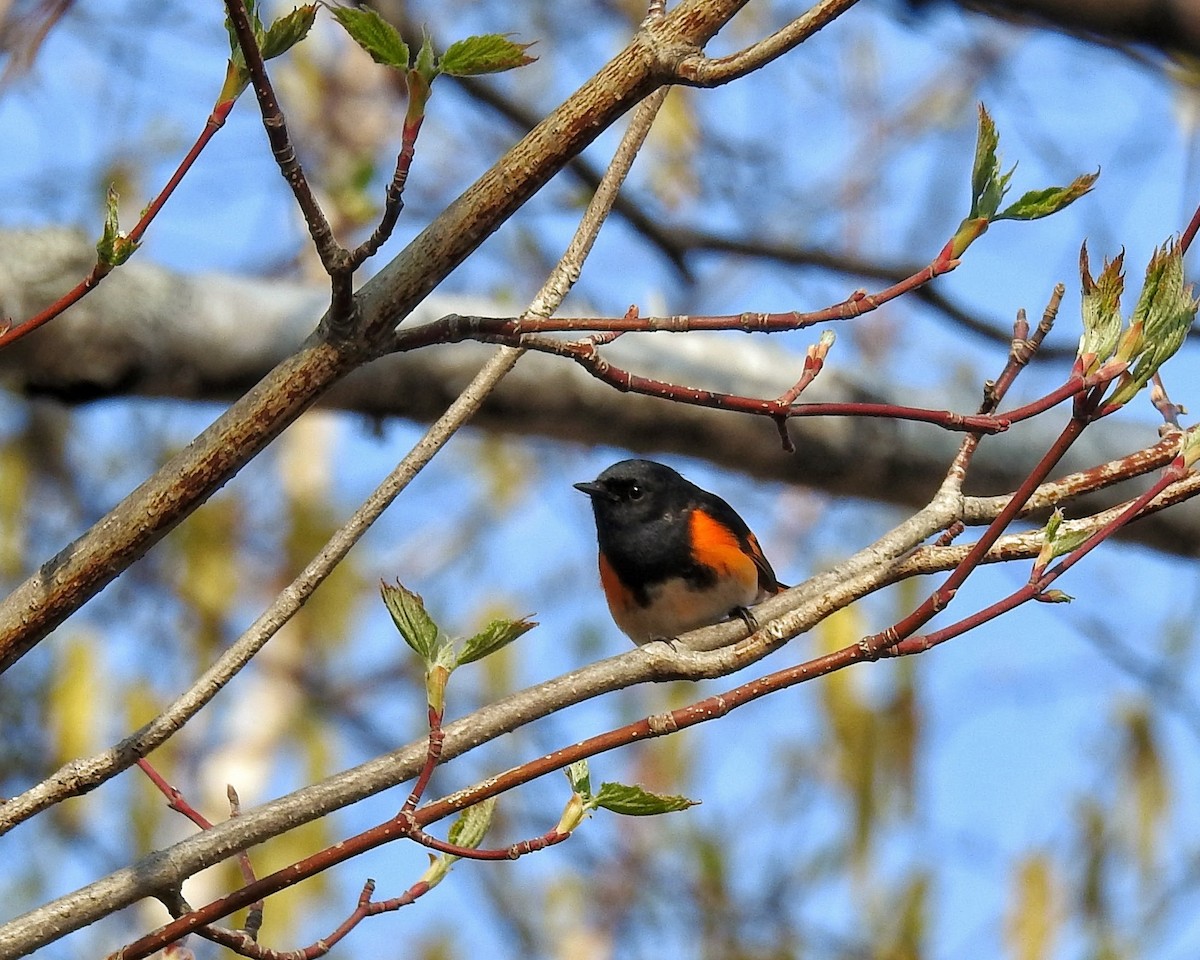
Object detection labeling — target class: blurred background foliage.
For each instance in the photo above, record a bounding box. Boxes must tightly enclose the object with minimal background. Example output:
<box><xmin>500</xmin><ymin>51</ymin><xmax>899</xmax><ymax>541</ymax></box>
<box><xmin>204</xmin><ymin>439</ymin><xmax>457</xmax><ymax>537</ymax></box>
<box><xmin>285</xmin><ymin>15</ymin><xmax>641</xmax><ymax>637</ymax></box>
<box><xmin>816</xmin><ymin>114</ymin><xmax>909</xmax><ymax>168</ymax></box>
<box><xmin>1</xmin><ymin>1</ymin><xmax>1200</xmax><ymax>958</ymax></box>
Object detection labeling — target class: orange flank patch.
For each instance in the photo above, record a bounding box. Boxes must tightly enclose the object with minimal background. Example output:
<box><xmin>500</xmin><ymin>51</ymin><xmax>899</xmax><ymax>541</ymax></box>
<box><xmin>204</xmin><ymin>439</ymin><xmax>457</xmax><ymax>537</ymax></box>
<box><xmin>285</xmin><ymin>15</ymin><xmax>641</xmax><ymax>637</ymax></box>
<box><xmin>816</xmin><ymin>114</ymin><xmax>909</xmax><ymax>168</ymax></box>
<box><xmin>598</xmin><ymin>552</ymin><xmax>635</xmax><ymax>616</ymax></box>
<box><xmin>688</xmin><ymin>509</ymin><xmax>759</xmax><ymax>593</ymax></box>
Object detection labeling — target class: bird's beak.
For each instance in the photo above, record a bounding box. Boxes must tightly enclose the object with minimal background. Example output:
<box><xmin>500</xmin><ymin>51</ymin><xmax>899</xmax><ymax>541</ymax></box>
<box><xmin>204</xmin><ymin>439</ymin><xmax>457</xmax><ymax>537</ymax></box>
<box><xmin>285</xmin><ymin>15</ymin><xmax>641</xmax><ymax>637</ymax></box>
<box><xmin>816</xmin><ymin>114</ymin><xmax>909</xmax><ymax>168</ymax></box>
<box><xmin>573</xmin><ymin>480</ymin><xmax>614</xmax><ymax>500</ymax></box>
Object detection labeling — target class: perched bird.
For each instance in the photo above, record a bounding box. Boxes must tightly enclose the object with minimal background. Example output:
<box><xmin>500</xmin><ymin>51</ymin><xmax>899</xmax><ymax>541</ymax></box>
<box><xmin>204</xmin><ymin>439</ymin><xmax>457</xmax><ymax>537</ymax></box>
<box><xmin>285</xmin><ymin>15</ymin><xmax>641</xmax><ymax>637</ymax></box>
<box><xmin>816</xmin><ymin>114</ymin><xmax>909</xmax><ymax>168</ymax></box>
<box><xmin>575</xmin><ymin>458</ymin><xmax>785</xmax><ymax>644</ymax></box>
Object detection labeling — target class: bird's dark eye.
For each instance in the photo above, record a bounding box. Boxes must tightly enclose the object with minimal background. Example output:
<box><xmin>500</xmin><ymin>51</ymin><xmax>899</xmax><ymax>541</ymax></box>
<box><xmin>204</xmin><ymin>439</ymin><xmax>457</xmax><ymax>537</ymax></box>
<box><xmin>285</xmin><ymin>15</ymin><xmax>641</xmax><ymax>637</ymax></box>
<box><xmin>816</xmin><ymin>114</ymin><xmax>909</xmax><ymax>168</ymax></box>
<box><xmin>627</xmin><ymin>484</ymin><xmax>643</xmax><ymax>501</ymax></box>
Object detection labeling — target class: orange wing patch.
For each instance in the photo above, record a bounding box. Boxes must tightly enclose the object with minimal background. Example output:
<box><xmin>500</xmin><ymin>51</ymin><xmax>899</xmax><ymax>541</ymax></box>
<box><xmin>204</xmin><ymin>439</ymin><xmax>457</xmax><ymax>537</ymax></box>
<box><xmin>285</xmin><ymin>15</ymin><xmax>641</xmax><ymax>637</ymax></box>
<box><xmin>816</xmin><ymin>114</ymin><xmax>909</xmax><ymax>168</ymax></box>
<box><xmin>689</xmin><ymin>508</ymin><xmax>760</xmax><ymax>595</ymax></box>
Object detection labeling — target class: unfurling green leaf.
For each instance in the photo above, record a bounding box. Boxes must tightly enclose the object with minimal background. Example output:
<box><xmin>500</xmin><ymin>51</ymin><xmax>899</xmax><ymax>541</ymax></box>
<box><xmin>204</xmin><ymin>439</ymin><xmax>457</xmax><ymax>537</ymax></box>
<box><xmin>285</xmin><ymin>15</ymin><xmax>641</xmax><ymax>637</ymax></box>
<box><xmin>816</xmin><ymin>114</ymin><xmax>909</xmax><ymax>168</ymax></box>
<box><xmin>456</xmin><ymin>615</ymin><xmax>536</xmax><ymax>666</ymax></box>
<box><xmin>1107</xmin><ymin>240</ymin><xmax>1199</xmax><ymax>407</ymax></box>
<box><xmin>262</xmin><ymin>5</ymin><xmax>318</xmax><ymax>61</ymax></box>
<box><xmin>447</xmin><ymin>798</ymin><xmax>496</xmax><ymax>850</ymax></box>
<box><xmin>556</xmin><ymin>790</ymin><xmax>587</xmax><ymax>834</ymax></box>
<box><xmin>1077</xmin><ymin>242</ymin><xmax>1125</xmax><ymax>371</ymax></box>
<box><xmin>439</xmin><ymin>34</ymin><xmax>537</xmax><ymax>76</ymax></box>
<box><xmin>565</xmin><ymin>760</ymin><xmax>592</xmax><ymax>799</ymax></box>
<box><xmin>1034</xmin><ymin>509</ymin><xmax>1093</xmax><ymax>577</ymax></box>
<box><xmin>95</xmin><ymin>186</ymin><xmax>138</xmax><ymax>267</ymax></box>
<box><xmin>380</xmin><ymin>579</ymin><xmax>440</xmax><ymax>662</ymax></box>
<box><xmin>995</xmin><ymin>170</ymin><xmax>1098</xmax><ymax>222</ymax></box>
<box><xmin>969</xmin><ymin>103</ymin><xmax>1002</xmax><ymax>220</ymax></box>
<box><xmin>593</xmin><ymin>781</ymin><xmax>698</xmax><ymax>816</ymax></box>
<box><xmin>418</xmin><ymin>799</ymin><xmax>495</xmax><ymax>888</ymax></box>
<box><xmin>418</xmin><ymin>851</ymin><xmax>452</xmax><ymax>889</ymax></box>
<box><xmin>1034</xmin><ymin>589</ymin><xmax>1073</xmax><ymax>604</ymax></box>
<box><xmin>952</xmin><ymin>104</ymin><xmax>1096</xmax><ymax>259</ymax></box>
<box><xmin>332</xmin><ymin>5</ymin><xmax>410</xmax><ymax>69</ymax></box>
<box><xmin>414</xmin><ymin>28</ymin><xmax>438</xmax><ymax>84</ymax></box>
<box><xmin>425</xmin><ymin>662</ymin><xmax>450</xmax><ymax>715</ymax></box>
<box><xmin>218</xmin><ymin>59</ymin><xmax>251</xmax><ymax>104</ymax></box>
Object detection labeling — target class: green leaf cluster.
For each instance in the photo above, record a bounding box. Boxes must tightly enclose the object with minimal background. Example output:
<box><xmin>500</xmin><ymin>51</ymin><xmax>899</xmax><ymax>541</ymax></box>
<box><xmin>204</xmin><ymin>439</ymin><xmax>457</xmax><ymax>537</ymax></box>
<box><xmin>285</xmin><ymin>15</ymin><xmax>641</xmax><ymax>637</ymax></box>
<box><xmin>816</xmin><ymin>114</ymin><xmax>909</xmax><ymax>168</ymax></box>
<box><xmin>331</xmin><ymin>7</ymin><xmax>535</xmax><ymax>124</ymax></box>
<box><xmin>220</xmin><ymin>3</ymin><xmax>318</xmax><ymax>103</ymax></box>
<box><xmin>1077</xmin><ymin>240</ymin><xmax>1199</xmax><ymax>409</ymax></box>
<box><xmin>949</xmin><ymin>104</ymin><xmax>1097</xmax><ymax>258</ymax></box>
<box><xmin>379</xmin><ymin>580</ymin><xmax>535</xmax><ymax>712</ymax></box>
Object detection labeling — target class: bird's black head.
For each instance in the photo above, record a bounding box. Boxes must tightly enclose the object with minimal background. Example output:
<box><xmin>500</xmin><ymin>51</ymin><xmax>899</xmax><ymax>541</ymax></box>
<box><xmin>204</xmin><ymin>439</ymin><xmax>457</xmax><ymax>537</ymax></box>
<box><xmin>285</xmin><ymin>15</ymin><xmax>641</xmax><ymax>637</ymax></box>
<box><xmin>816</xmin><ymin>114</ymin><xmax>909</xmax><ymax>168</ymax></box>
<box><xmin>574</xmin><ymin>459</ymin><xmax>692</xmax><ymax>532</ymax></box>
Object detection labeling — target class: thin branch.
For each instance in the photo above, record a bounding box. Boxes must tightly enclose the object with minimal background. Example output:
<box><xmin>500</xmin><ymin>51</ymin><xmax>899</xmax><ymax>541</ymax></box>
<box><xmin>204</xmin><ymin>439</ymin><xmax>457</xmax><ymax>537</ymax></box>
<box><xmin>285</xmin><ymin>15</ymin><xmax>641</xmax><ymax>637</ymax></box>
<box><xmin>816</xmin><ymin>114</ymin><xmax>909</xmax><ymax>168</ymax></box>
<box><xmin>223</xmin><ymin>0</ymin><xmax>351</xmax><ymax>320</ymax></box>
<box><xmin>390</xmin><ymin>240</ymin><xmax>963</xmax><ymax>351</ymax></box>
<box><xmin>671</xmin><ymin>0</ymin><xmax>864</xmax><ymax>86</ymax></box>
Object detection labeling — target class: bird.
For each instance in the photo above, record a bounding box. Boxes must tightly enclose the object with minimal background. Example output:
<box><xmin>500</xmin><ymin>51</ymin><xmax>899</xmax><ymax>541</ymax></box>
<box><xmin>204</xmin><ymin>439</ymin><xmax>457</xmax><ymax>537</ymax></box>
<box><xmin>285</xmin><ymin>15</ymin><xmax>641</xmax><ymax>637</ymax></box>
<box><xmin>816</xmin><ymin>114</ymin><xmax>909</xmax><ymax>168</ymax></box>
<box><xmin>574</xmin><ymin>458</ymin><xmax>785</xmax><ymax>644</ymax></box>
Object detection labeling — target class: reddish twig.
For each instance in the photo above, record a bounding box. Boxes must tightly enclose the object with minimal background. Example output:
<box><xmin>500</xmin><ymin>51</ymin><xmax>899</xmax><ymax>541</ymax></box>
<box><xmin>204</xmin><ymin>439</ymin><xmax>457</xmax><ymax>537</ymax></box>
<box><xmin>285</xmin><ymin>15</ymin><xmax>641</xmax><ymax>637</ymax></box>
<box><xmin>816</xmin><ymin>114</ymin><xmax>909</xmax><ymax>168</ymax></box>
<box><xmin>194</xmin><ymin>878</ymin><xmax>422</xmax><ymax>960</ymax></box>
<box><xmin>137</xmin><ymin>760</ymin><xmax>263</xmax><ymax>933</ymax></box>
<box><xmin>1181</xmin><ymin>198</ymin><xmax>1200</xmax><ymax>255</ymax></box>
<box><xmin>0</xmin><ymin>98</ymin><xmax>237</xmax><ymax>351</ymax></box>
<box><xmin>107</xmin><ymin>428</ymin><xmax>1193</xmax><ymax>960</ymax></box>
<box><xmin>406</xmin><ymin>822</ymin><xmax>569</xmax><ymax>861</ymax></box>
<box><xmin>401</xmin><ymin>707</ymin><xmax>445</xmax><ymax>813</ymax></box>
<box><xmin>348</xmin><ymin>112</ymin><xmax>424</xmax><ymax>270</ymax></box>
<box><xmin>389</xmin><ymin>242</ymin><xmax>963</xmax><ymax>352</ymax></box>
<box><xmin>943</xmin><ymin>285</ymin><xmax>1064</xmax><ymax>490</ymax></box>
<box><xmin>889</xmin><ymin>446</ymin><xmax>1192</xmax><ymax>657</ymax></box>
<box><xmin>859</xmin><ymin>356</ymin><xmax>1128</xmax><ymax>654</ymax></box>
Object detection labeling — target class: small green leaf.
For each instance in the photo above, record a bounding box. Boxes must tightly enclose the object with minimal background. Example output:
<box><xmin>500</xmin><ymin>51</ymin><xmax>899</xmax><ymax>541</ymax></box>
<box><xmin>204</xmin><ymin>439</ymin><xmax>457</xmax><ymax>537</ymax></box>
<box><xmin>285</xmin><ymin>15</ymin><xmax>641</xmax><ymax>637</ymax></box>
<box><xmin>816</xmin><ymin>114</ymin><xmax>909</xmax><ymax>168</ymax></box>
<box><xmin>439</xmin><ymin>34</ymin><xmax>537</xmax><ymax>76</ymax></box>
<box><xmin>447</xmin><ymin>798</ymin><xmax>496</xmax><ymax>850</ymax></box>
<box><xmin>380</xmin><ymin>580</ymin><xmax>440</xmax><ymax>662</ymax></box>
<box><xmin>331</xmin><ymin>5</ymin><xmax>410</xmax><ymax>69</ymax></box>
<box><xmin>1077</xmin><ymin>242</ymin><xmax>1125</xmax><ymax>371</ymax></box>
<box><xmin>947</xmin><ymin>216</ymin><xmax>989</xmax><ymax>259</ymax></box>
<box><xmin>969</xmin><ymin>103</ymin><xmax>1000</xmax><ymax>220</ymax></box>
<box><xmin>980</xmin><ymin>161</ymin><xmax>1016</xmax><ymax>222</ymax></box>
<box><xmin>262</xmin><ymin>5</ymin><xmax>318</xmax><ymax>61</ymax></box>
<box><xmin>995</xmin><ymin>170</ymin><xmax>1099</xmax><ymax>222</ymax></box>
<box><xmin>1034</xmin><ymin>589</ymin><xmax>1073</xmax><ymax>604</ymax></box>
<box><xmin>1034</xmin><ymin>509</ymin><xmax>1092</xmax><ymax>575</ymax></box>
<box><xmin>95</xmin><ymin>186</ymin><xmax>138</xmax><ymax>267</ymax></box>
<box><xmin>218</xmin><ymin>59</ymin><xmax>251</xmax><ymax>104</ymax></box>
<box><xmin>418</xmin><ymin>851</ymin><xmax>453</xmax><ymax>889</ymax></box>
<box><xmin>414</xmin><ymin>28</ymin><xmax>438</xmax><ymax>84</ymax></box>
<box><xmin>557</xmin><ymin>790</ymin><xmax>587</xmax><ymax>834</ymax></box>
<box><xmin>456</xmin><ymin>615</ymin><xmax>536</xmax><ymax>666</ymax></box>
<box><xmin>594</xmin><ymin>781</ymin><xmax>698</xmax><ymax>816</ymax></box>
<box><xmin>425</xmin><ymin>662</ymin><xmax>450</xmax><ymax>715</ymax></box>
<box><xmin>405</xmin><ymin>66</ymin><xmax>432</xmax><ymax>124</ymax></box>
<box><xmin>565</xmin><ymin>760</ymin><xmax>592</xmax><ymax>799</ymax></box>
